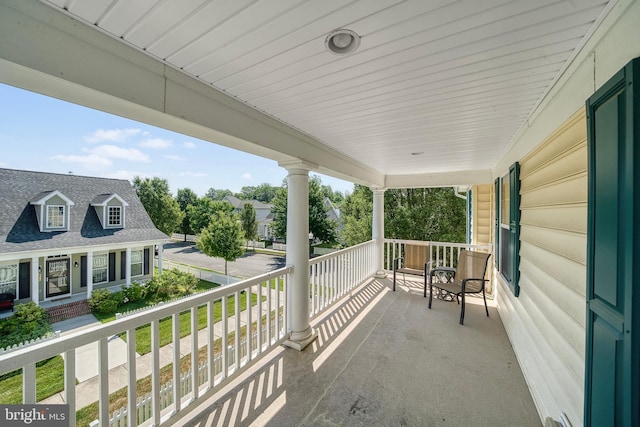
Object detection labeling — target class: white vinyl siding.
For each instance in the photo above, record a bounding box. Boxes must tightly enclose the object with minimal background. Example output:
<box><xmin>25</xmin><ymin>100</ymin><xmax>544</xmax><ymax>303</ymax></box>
<box><xmin>498</xmin><ymin>108</ymin><xmax>587</xmax><ymax>425</ymax></box>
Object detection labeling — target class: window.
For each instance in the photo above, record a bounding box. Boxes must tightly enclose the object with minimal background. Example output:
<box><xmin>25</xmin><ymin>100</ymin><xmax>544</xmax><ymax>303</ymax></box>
<box><xmin>131</xmin><ymin>250</ymin><xmax>143</xmax><ymax>277</ymax></box>
<box><xmin>47</xmin><ymin>205</ymin><xmax>65</xmax><ymax>228</ymax></box>
<box><xmin>108</xmin><ymin>206</ymin><xmax>122</xmax><ymax>227</ymax></box>
<box><xmin>93</xmin><ymin>254</ymin><xmax>108</xmax><ymax>284</ymax></box>
<box><xmin>0</xmin><ymin>264</ymin><xmax>18</xmax><ymax>295</ymax></box>
<box><xmin>495</xmin><ymin>162</ymin><xmax>520</xmax><ymax>296</ymax></box>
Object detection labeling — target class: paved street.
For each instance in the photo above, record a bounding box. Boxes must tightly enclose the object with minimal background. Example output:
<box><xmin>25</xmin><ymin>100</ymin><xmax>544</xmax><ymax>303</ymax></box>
<box><xmin>161</xmin><ymin>241</ymin><xmax>286</xmax><ymax>279</ymax></box>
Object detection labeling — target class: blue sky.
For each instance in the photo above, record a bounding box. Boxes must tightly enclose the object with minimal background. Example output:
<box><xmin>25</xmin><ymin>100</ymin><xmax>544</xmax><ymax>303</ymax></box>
<box><xmin>0</xmin><ymin>83</ymin><xmax>354</xmax><ymax>197</ymax></box>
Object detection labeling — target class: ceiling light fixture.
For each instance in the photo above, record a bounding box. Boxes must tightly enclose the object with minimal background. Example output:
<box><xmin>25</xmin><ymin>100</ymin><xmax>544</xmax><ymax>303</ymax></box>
<box><xmin>325</xmin><ymin>29</ymin><xmax>361</xmax><ymax>55</ymax></box>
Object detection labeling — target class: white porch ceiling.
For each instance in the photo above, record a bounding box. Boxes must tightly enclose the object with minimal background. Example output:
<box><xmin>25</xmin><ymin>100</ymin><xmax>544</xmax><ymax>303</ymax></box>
<box><xmin>9</xmin><ymin>0</ymin><xmax>615</xmax><ymax>186</ymax></box>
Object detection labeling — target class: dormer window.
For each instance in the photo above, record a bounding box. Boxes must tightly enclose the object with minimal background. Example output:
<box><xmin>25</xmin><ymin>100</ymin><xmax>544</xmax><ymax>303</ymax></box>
<box><xmin>108</xmin><ymin>206</ymin><xmax>122</xmax><ymax>227</ymax></box>
<box><xmin>47</xmin><ymin>205</ymin><xmax>66</xmax><ymax>228</ymax></box>
<box><xmin>91</xmin><ymin>194</ymin><xmax>128</xmax><ymax>229</ymax></box>
<box><xmin>30</xmin><ymin>190</ymin><xmax>74</xmax><ymax>232</ymax></box>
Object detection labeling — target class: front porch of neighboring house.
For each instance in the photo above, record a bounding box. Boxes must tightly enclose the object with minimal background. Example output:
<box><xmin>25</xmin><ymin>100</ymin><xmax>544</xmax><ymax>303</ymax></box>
<box><xmin>0</xmin><ymin>244</ymin><xmax>165</xmax><ymax>320</ymax></box>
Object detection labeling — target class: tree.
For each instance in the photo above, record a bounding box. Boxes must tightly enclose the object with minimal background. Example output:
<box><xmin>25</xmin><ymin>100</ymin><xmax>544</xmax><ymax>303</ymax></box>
<box><xmin>384</xmin><ymin>187</ymin><xmax>466</xmax><ymax>242</ymax></box>
<box><xmin>240</xmin><ymin>183</ymin><xmax>278</xmax><ymax>203</ymax></box>
<box><xmin>196</xmin><ymin>211</ymin><xmax>245</xmax><ymax>276</ymax></box>
<box><xmin>188</xmin><ymin>198</ymin><xmax>233</xmax><ymax>234</ymax></box>
<box><xmin>133</xmin><ymin>176</ymin><xmax>183</xmax><ymax>236</ymax></box>
<box><xmin>176</xmin><ymin>188</ymin><xmax>198</xmax><ymax>241</ymax></box>
<box><xmin>240</xmin><ymin>202</ymin><xmax>258</xmax><ymax>246</ymax></box>
<box><xmin>270</xmin><ymin>176</ymin><xmax>338</xmax><ymax>244</ymax></box>
<box><xmin>204</xmin><ymin>188</ymin><xmax>233</xmax><ymax>200</ymax></box>
<box><xmin>338</xmin><ymin>186</ymin><xmax>467</xmax><ymax>245</ymax></box>
<box><xmin>340</xmin><ymin>185</ymin><xmax>373</xmax><ymax>246</ymax></box>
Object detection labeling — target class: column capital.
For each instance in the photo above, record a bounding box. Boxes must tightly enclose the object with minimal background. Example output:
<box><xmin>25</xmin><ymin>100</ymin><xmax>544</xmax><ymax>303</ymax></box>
<box><xmin>370</xmin><ymin>186</ymin><xmax>387</xmax><ymax>193</ymax></box>
<box><xmin>278</xmin><ymin>159</ymin><xmax>318</xmax><ymax>173</ymax></box>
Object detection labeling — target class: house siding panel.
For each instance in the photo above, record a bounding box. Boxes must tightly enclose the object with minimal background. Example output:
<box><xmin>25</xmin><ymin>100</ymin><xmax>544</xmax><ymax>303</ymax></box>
<box><xmin>498</xmin><ymin>107</ymin><xmax>588</xmax><ymax>425</ymax></box>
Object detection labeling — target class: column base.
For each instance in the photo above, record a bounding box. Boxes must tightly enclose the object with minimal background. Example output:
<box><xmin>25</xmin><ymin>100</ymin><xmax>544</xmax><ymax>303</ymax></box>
<box><xmin>283</xmin><ymin>327</ymin><xmax>317</xmax><ymax>351</ymax></box>
<box><xmin>374</xmin><ymin>270</ymin><xmax>387</xmax><ymax>279</ymax></box>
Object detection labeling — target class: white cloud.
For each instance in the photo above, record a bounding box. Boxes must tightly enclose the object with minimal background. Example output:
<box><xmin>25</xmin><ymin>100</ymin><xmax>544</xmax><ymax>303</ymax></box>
<box><xmin>89</xmin><ymin>145</ymin><xmax>150</xmax><ymax>162</ymax></box>
<box><xmin>179</xmin><ymin>171</ymin><xmax>208</xmax><ymax>177</ymax></box>
<box><xmin>164</xmin><ymin>154</ymin><xmax>186</xmax><ymax>161</ymax></box>
<box><xmin>242</xmin><ymin>172</ymin><xmax>252</xmax><ymax>180</ymax></box>
<box><xmin>140</xmin><ymin>138</ymin><xmax>173</xmax><ymax>149</ymax></box>
<box><xmin>183</xmin><ymin>141</ymin><xmax>197</xmax><ymax>149</ymax></box>
<box><xmin>84</xmin><ymin>128</ymin><xmax>141</xmax><ymax>143</ymax></box>
<box><xmin>51</xmin><ymin>154</ymin><xmax>113</xmax><ymax>169</ymax></box>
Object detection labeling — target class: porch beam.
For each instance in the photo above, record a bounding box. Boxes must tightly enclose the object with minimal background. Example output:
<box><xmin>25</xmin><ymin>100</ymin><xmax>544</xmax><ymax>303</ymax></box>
<box><xmin>281</xmin><ymin>160</ymin><xmax>317</xmax><ymax>351</ymax></box>
<box><xmin>385</xmin><ymin>170</ymin><xmax>493</xmax><ymax>189</ymax></box>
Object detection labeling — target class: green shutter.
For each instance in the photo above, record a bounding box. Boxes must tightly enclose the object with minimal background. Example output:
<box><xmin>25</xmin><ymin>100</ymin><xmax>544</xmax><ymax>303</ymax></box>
<box><xmin>584</xmin><ymin>57</ymin><xmax>640</xmax><ymax>427</ymax></box>
<box><xmin>494</xmin><ymin>178</ymin><xmax>500</xmax><ymax>270</ymax></box>
<box><xmin>508</xmin><ymin>162</ymin><xmax>520</xmax><ymax>297</ymax></box>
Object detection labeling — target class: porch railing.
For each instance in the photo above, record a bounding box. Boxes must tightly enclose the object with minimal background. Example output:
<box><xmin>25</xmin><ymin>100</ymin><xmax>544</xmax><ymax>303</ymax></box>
<box><xmin>383</xmin><ymin>239</ymin><xmax>492</xmax><ymax>271</ymax></box>
<box><xmin>0</xmin><ymin>267</ymin><xmax>290</xmax><ymax>427</ymax></box>
<box><xmin>309</xmin><ymin>240</ymin><xmax>377</xmax><ymax>318</ymax></box>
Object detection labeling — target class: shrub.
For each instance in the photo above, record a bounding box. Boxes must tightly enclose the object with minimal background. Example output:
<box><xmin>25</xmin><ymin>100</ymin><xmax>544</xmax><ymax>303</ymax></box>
<box><xmin>0</xmin><ymin>302</ymin><xmax>52</xmax><ymax>349</ymax></box>
<box><xmin>88</xmin><ymin>289</ymin><xmax>122</xmax><ymax>314</ymax></box>
<box><xmin>146</xmin><ymin>269</ymin><xmax>198</xmax><ymax>301</ymax></box>
<box><xmin>122</xmin><ymin>282</ymin><xmax>145</xmax><ymax>303</ymax></box>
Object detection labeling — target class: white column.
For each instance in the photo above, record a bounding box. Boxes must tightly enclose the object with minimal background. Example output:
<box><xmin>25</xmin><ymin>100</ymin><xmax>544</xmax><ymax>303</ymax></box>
<box><xmin>31</xmin><ymin>257</ymin><xmax>39</xmax><ymax>305</ymax></box>
<box><xmin>157</xmin><ymin>244</ymin><xmax>163</xmax><ymax>275</ymax></box>
<box><xmin>125</xmin><ymin>247</ymin><xmax>132</xmax><ymax>285</ymax></box>
<box><xmin>372</xmin><ymin>188</ymin><xmax>386</xmax><ymax>278</ymax></box>
<box><xmin>86</xmin><ymin>251</ymin><xmax>94</xmax><ymax>298</ymax></box>
<box><xmin>280</xmin><ymin>161</ymin><xmax>317</xmax><ymax>351</ymax></box>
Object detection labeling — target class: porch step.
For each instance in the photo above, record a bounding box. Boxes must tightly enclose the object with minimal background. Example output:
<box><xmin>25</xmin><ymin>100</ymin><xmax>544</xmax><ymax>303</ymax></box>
<box><xmin>46</xmin><ymin>300</ymin><xmax>91</xmax><ymax>323</ymax></box>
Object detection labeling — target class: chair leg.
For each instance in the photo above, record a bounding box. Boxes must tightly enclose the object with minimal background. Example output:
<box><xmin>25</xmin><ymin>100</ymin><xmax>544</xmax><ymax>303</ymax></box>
<box><xmin>460</xmin><ymin>293</ymin><xmax>465</xmax><ymax>325</ymax></box>
<box><xmin>423</xmin><ymin>275</ymin><xmax>427</xmax><ymax>298</ymax></box>
<box><xmin>483</xmin><ymin>289</ymin><xmax>489</xmax><ymax>317</ymax></box>
<box><xmin>428</xmin><ymin>282</ymin><xmax>433</xmax><ymax>308</ymax></box>
<box><xmin>393</xmin><ymin>269</ymin><xmax>396</xmax><ymax>292</ymax></box>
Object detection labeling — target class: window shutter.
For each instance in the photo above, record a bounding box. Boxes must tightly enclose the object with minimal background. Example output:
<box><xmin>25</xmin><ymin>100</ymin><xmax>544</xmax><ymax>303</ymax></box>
<box><xmin>144</xmin><ymin>248</ymin><xmax>150</xmax><ymax>275</ymax></box>
<box><xmin>494</xmin><ymin>178</ymin><xmax>500</xmax><ymax>269</ymax></box>
<box><xmin>508</xmin><ymin>162</ymin><xmax>520</xmax><ymax>297</ymax></box>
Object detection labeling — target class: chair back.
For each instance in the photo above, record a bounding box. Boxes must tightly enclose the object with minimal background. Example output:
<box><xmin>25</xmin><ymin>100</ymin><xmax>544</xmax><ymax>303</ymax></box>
<box><xmin>455</xmin><ymin>250</ymin><xmax>491</xmax><ymax>291</ymax></box>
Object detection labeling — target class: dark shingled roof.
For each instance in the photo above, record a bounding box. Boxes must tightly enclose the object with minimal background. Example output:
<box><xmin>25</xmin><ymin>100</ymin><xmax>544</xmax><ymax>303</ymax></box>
<box><xmin>0</xmin><ymin>168</ymin><xmax>168</xmax><ymax>254</ymax></box>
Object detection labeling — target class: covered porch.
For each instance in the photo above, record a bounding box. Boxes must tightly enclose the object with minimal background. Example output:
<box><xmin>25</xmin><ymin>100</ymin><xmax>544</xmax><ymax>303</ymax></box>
<box><xmin>1</xmin><ymin>1</ymin><xmax>640</xmax><ymax>426</ymax></box>
<box><xmin>178</xmin><ymin>275</ymin><xmax>539</xmax><ymax>427</ymax></box>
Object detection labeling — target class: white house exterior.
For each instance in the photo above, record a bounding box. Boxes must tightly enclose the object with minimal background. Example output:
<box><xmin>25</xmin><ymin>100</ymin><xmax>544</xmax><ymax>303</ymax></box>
<box><xmin>223</xmin><ymin>195</ymin><xmax>273</xmax><ymax>240</ymax></box>
<box><xmin>0</xmin><ymin>168</ymin><xmax>168</xmax><ymax>305</ymax></box>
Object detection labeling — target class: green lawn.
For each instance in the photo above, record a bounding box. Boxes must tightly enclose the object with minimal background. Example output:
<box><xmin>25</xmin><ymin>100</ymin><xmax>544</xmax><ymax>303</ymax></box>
<box><xmin>0</xmin><ymin>277</ymin><xmax>262</xmax><ymax>408</ymax></box>
<box><xmin>0</xmin><ymin>356</ymin><xmax>65</xmax><ymax>404</ymax></box>
<box><xmin>127</xmin><ymin>292</ymin><xmax>259</xmax><ymax>355</ymax></box>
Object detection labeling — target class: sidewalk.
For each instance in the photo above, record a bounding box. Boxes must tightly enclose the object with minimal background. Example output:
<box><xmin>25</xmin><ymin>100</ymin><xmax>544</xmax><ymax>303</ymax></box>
<box><xmin>39</xmin><ymin>289</ymin><xmax>279</xmax><ymax>410</ymax></box>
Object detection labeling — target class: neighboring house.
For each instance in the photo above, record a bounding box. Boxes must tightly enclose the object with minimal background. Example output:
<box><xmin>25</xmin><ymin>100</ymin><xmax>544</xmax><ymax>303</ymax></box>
<box><xmin>0</xmin><ymin>168</ymin><xmax>168</xmax><ymax>306</ymax></box>
<box><xmin>223</xmin><ymin>195</ymin><xmax>273</xmax><ymax>240</ymax></box>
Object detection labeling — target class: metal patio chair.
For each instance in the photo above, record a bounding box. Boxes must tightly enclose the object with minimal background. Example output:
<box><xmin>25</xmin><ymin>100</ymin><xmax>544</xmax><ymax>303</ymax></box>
<box><xmin>426</xmin><ymin>250</ymin><xmax>491</xmax><ymax>325</ymax></box>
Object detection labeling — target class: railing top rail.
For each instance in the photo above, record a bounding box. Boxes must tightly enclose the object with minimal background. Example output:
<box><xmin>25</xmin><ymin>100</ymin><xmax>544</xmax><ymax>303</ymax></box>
<box><xmin>309</xmin><ymin>240</ymin><xmax>375</xmax><ymax>264</ymax></box>
<box><xmin>0</xmin><ymin>265</ymin><xmax>292</xmax><ymax>374</ymax></box>
<box><xmin>384</xmin><ymin>239</ymin><xmax>492</xmax><ymax>250</ymax></box>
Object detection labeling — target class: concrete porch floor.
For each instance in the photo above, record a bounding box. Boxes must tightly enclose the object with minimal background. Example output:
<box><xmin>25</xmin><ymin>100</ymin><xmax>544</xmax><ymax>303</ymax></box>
<box><xmin>173</xmin><ymin>276</ymin><xmax>541</xmax><ymax>427</ymax></box>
